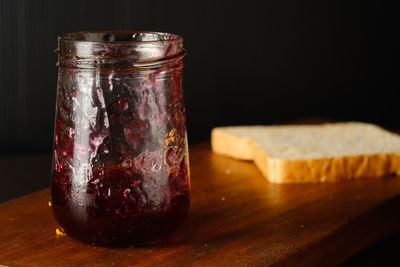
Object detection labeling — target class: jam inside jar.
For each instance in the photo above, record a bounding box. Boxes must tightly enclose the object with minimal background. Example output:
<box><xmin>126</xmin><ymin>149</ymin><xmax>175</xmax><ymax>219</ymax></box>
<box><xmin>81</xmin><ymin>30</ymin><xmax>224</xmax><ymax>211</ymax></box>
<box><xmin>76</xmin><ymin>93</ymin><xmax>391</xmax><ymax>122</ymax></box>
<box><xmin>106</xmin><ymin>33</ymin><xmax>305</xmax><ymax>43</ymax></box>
<box><xmin>51</xmin><ymin>31</ymin><xmax>190</xmax><ymax>246</ymax></box>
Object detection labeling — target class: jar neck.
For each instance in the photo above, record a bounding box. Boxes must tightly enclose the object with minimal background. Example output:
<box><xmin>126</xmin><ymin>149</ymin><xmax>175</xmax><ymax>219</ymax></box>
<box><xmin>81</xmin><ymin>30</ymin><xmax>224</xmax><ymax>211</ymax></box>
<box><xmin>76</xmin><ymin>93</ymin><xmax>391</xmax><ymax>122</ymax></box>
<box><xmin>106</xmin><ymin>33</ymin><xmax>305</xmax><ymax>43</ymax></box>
<box><xmin>57</xmin><ymin>31</ymin><xmax>185</xmax><ymax>71</ymax></box>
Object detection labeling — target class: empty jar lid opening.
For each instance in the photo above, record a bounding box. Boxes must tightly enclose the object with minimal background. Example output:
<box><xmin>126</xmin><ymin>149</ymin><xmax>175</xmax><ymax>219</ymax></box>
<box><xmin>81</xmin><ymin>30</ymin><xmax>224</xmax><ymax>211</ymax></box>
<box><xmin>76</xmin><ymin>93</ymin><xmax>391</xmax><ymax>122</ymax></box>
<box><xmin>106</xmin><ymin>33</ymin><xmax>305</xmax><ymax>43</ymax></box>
<box><xmin>61</xmin><ymin>31</ymin><xmax>182</xmax><ymax>44</ymax></box>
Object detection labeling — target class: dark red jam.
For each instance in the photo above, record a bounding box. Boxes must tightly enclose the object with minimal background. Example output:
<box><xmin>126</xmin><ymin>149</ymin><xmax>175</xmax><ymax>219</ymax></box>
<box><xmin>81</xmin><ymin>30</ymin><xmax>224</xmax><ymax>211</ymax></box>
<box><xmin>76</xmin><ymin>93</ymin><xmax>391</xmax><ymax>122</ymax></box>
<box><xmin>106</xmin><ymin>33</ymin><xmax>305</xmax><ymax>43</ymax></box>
<box><xmin>51</xmin><ymin>31</ymin><xmax>189</xmax><ymax>246</ymax></box>
<box><xmin>51</xmin><ymin>153</ymin><xmax>189</xmax><ymax>245</ymax></box>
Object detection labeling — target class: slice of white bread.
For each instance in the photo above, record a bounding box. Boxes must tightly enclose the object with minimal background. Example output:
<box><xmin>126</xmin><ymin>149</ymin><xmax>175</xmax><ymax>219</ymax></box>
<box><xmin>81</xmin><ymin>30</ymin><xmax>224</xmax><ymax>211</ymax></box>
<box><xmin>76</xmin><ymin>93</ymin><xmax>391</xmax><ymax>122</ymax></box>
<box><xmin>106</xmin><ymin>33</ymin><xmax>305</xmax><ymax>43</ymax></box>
<box><xmin>211</xmin><ymin>122</ymin><xmax>400</xmax><ymax>183</ymax></box>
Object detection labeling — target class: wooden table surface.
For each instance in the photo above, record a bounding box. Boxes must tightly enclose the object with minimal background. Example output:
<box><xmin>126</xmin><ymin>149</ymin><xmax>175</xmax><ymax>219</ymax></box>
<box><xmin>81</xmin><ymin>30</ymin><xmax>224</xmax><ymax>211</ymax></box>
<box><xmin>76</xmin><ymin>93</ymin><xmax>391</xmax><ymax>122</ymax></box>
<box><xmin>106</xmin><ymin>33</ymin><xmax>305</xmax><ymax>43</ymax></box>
<box><xmin>1</xmin><ymin>142</ymin><xmax>400</xmax><ymax>266</ymax></box>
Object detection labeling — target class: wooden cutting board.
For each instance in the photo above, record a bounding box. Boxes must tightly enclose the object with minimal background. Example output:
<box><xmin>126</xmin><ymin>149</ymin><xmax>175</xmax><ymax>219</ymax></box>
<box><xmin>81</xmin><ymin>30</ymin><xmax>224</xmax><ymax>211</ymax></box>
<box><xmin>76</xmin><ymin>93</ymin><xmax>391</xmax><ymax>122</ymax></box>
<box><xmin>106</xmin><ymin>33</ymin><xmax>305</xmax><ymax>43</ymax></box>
<box><xmin>1</xmin><ymin>142</ymin><xmax>400</xmax><ymax>266</ymax></box>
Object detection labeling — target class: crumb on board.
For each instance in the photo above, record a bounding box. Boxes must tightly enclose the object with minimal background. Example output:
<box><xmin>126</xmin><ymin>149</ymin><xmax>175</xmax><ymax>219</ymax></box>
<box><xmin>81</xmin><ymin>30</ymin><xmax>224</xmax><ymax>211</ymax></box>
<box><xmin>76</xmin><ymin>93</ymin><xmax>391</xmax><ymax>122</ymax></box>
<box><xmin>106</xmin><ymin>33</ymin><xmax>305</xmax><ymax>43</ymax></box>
<box><xmin>56</xmin><ymin>227</ymin><xmax>66</xmax><ymax>236</ymax></box>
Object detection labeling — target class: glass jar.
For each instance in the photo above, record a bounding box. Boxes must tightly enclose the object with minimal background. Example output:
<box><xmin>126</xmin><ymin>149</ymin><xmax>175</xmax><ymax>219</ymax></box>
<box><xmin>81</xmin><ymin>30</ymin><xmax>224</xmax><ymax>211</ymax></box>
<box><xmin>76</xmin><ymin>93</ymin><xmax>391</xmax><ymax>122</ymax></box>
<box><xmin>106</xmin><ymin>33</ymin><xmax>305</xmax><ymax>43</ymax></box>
<box><xmin>51</xmin><ymin>31</ymin><xmax>190</xmax><ymax>246</ymax></box>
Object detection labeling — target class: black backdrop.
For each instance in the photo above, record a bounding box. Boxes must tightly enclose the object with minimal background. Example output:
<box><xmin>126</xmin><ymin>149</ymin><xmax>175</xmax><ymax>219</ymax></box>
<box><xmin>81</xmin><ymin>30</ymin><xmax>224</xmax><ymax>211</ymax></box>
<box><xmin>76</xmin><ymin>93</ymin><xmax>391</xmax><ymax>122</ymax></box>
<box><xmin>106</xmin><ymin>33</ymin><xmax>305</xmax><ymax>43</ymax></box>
<box><xmin>0</xmin><ymin>0</ymin><xmax>399</xmax><ymax>154</ymax></box>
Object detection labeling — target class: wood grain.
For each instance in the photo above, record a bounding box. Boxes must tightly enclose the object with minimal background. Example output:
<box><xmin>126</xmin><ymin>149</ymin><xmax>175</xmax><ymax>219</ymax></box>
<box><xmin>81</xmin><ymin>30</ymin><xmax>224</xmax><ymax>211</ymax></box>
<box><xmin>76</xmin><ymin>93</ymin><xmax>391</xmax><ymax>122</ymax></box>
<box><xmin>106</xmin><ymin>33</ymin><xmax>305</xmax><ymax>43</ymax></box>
<box><xmin>1</xmin><ymin>143</ymin><xmax>400</xmax><ymax>266</ymax></box>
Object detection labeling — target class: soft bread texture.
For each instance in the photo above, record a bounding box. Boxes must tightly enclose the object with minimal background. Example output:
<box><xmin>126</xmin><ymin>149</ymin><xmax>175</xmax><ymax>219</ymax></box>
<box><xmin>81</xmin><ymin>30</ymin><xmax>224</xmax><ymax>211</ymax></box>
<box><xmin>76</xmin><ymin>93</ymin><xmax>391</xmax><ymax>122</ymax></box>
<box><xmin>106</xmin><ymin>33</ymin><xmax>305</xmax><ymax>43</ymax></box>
<box><xmin>211</xmin><ymin>123</ymin><xmax>400</xmax><ymax>183</ymax></box>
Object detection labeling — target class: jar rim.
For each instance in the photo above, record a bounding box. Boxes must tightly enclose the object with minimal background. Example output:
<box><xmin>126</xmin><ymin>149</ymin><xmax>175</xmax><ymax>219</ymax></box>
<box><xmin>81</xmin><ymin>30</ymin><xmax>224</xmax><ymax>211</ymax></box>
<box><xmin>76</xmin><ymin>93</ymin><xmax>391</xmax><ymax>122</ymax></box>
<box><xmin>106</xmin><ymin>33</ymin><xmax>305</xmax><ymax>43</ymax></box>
<box><xmin>60</xmin><ymin>31</ymin><xmax>182</xmax><ymax>44</ymax></box>
<box><xmin>57</xmin><ymin>31</ymin><xmax>185</xmax><ymax>71</ymax></box>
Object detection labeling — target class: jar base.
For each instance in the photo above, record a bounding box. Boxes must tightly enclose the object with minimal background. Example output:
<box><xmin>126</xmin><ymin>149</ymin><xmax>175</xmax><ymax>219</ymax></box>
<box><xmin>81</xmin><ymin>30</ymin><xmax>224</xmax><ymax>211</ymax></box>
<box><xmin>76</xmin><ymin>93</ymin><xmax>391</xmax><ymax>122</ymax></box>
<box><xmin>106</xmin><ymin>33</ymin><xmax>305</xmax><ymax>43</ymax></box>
<box><xmin>52</xmin><ymin>202</ymin><xmax>188</xmax><ymax>247</ymax></box>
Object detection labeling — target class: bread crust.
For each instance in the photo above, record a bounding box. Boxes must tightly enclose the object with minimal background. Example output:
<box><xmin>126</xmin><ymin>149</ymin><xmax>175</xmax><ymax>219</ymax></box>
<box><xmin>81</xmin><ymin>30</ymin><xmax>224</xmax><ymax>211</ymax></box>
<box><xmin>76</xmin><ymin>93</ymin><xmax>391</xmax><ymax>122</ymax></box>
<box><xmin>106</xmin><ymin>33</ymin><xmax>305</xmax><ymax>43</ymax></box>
<box><xmin>252</xmin><ymin>142</ymin><xmax>400</xmax><ymax>183</ymax></box>
<box><xmin>211</xmin><ymin>128</ymin><xmax>254</xmax><ymax>161</ymax></box>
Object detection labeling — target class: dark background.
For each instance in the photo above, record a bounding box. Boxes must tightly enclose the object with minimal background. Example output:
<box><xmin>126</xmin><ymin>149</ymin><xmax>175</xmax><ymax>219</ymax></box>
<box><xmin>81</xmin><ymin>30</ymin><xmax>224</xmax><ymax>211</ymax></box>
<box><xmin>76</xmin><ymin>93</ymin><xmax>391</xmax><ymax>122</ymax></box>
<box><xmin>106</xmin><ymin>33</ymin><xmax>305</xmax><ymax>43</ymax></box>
<box><xmin>0</xmin><ymin>0</ymin><xmax>399</xmax><ymax>265</ymax></box>
<box><xmin>0</xmin><ymin>0</ymin><xmax>399</xmax><ymax>155</ymax></box>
